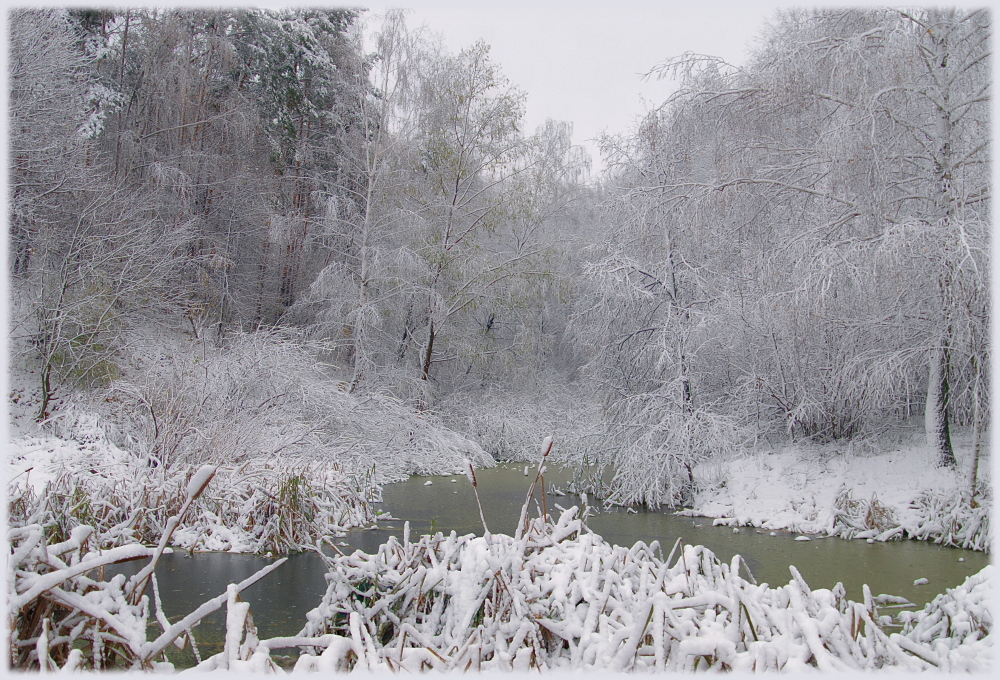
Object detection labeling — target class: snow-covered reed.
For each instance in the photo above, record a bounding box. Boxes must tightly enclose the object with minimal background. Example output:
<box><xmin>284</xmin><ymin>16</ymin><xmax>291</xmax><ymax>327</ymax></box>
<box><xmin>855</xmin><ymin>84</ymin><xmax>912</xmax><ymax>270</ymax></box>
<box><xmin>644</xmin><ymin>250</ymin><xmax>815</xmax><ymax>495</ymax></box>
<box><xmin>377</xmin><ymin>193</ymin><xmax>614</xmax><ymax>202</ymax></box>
<box><xmin>903</xmin><ymin>489</ymin><xmax>991</xmax><ymax>553</ymax></box>
<box><xmin>895</xmin><ymin>566</ymin><xmax>993</xmax><ymax>671</ymax></box>
<box><xmin>278</xmin><ymin>508</ymin><xmax>991</xmax><ymax>672</ymax></box>
<box><xmin>9</xmin><ymin>501</ymin><xmax>990</xmax><ymax>672</ymax></box>
<box><xmin>7</xmin><ymin>466</ymin><xmax>288</xmax><ymax>671</ymax></box>
<box><xmin>8</xmin><ymin>444</ymin><xmax>376</xmax><ymax>554</ymax></box>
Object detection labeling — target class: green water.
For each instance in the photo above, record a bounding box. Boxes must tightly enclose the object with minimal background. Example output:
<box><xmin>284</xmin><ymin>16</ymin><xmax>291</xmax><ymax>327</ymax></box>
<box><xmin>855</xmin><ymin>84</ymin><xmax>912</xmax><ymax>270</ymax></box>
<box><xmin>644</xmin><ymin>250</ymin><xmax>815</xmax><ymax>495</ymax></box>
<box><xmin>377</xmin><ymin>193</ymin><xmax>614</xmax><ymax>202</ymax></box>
<box><xmin>123</xmin><ymin>464</ymin><xmax>989</xmax><ymax>667</ymax></box>
<box><xmin>367</xmin><ymin>465</ymin><xmax>989</xmax><ymax>608</ymax></box>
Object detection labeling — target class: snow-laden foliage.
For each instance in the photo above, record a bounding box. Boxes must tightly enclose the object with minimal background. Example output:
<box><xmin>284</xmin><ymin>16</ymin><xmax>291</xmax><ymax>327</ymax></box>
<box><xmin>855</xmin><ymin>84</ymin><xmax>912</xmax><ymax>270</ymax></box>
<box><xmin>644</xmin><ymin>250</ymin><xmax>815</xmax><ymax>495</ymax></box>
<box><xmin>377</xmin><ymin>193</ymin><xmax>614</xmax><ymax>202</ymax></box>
<box><xmin>8</xmin><ymin>432</ymin><xmax>376</xmax><ymax>555</ymax></box>
<box><xmin>94</xmin><ymin>329</ymin><xmax>492</xmax><ymax>482</ymax></box>
<box><xmin>283</xmin><ymin>508</ymin><xmax>991</xmax><ymax>672</ymax></box>
<box><xmin>601</xmin><ymin>405</ymin><xmax>748</xmax><ymax>508</ymax></box>
<box><xmin>440</xmin><ymin>381</ymin><xmax>602</xmax><ymax>463</ymax></box>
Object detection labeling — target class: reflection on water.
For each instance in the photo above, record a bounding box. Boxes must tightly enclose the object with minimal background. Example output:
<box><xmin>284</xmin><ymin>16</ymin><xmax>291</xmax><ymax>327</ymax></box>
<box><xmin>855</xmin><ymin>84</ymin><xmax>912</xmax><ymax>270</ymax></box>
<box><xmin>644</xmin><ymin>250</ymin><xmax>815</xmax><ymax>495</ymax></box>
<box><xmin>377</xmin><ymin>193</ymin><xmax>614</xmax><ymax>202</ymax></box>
<box><xmin>115</xmin><ymin>464</ymin><xmax>989</xmax><ymax>667</ymax></box>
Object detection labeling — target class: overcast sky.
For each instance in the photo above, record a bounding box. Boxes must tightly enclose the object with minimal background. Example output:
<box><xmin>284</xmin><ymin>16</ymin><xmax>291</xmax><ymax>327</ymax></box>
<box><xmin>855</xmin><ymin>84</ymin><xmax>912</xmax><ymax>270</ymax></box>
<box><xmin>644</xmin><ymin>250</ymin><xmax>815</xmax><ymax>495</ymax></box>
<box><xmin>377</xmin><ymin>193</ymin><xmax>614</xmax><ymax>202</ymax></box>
<box><xmin>361</xmin><ymin>1</ymin><xmax>786</xmax><ymax>175</ymax></box>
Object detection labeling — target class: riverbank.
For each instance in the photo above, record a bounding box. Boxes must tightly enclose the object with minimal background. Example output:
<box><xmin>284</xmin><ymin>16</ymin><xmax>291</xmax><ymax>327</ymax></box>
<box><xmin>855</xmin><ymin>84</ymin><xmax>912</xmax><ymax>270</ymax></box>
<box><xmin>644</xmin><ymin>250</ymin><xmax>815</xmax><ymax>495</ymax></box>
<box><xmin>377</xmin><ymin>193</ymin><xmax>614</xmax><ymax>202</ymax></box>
<box><xmin>7</xmin><ymin>422</ymin><xmax>991</xmax><ymax>555</ymax></box>
<box><xmin>685</xmin><ymin>437</ymin><xmax>991</xmax><ymax>552</ymax></box>
<box><xmin>6</xmin><ymin>429</ymin><xmax>377</xmax><ymax>554</ymax></box>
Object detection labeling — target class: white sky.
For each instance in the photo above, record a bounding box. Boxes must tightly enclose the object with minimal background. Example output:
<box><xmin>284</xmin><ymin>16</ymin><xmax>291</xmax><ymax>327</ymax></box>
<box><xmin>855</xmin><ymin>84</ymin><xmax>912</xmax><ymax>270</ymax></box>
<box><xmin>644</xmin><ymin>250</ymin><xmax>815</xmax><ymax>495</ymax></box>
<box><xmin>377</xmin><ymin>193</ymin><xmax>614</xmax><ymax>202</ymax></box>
<box><xmin>361</xmin><ymin>1</ymin><xmax>786</xmax><ymax>175</ymax></box>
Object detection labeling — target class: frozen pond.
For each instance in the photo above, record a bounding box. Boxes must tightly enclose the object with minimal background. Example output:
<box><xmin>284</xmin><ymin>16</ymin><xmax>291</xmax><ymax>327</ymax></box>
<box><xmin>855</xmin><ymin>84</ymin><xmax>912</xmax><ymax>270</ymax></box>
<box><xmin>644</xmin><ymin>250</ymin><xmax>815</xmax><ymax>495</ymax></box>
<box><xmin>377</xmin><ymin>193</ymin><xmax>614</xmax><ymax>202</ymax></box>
<box><xmin>118</xmin><ymin>465</ymin><xmax>989</xmax><ymax>666</ymax></box>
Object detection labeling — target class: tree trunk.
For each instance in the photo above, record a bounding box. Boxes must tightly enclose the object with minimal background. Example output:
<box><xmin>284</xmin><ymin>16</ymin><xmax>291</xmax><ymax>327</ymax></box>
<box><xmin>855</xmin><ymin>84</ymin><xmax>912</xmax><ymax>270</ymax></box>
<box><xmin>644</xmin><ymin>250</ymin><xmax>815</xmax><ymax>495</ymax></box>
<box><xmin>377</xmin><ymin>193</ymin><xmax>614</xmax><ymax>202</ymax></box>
<box><xmin>421</xmin><ymin>321</ymin><xmax>436</xmax><ymax>381</ymax></box>
<box><xmin>968</xmin><ymin>366</ymin><xmax>984</xmax><ymax>505</ymax></box>
<box><xmin>924</xmin><ymin>341</ymin><xmax>956</xmax><ymax>468</ymax></box>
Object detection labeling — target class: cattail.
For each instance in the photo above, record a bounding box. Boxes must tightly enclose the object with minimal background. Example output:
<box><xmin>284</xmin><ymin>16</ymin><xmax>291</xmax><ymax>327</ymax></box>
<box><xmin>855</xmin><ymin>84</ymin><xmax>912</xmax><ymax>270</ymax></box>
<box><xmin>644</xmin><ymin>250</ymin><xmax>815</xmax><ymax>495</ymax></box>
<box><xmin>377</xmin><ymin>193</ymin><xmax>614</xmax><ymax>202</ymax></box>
<box><xmin>463</xmin><ymin>458</ymin><xmax>488</xmax><ymax>534</ymax></box>
<box><xmin>463</xmin><ymin>458</ymin><xmax>477</xmax><ymax>487</ymax></box>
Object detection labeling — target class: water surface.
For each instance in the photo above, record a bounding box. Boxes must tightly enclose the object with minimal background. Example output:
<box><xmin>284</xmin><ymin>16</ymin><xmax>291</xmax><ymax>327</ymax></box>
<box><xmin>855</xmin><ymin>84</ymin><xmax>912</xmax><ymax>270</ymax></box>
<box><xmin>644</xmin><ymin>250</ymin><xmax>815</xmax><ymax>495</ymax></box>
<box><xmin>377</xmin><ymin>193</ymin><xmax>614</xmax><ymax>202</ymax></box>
<box><xmin>122</xmin><ymin>464</ymin><xmax>989</xmax><ymax>666</ymax></box>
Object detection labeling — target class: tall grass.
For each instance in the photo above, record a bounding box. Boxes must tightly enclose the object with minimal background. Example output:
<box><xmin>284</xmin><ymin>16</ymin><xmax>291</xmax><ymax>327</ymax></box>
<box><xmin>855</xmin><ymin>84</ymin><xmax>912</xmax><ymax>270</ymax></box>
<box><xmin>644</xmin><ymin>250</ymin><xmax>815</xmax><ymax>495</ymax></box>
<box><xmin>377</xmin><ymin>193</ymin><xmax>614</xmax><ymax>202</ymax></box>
<box><xmin>7</xmin><ymin>457</ymin><xmax>376</xmax><ymax>555</ymax></box>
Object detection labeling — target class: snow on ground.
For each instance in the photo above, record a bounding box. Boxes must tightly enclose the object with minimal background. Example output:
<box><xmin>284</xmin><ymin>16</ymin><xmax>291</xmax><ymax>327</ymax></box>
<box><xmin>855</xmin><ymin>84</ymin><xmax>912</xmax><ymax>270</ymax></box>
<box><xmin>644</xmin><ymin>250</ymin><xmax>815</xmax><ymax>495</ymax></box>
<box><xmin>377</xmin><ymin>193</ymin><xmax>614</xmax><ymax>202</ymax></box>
<box><xmin>6</xmin><ymin>415</ymin><xmax>131</xmax><ymax>493</ymax></box>
<box><xmin>686</xmin><ymin>436</ymin><xmax>990</xmax><ymax>551</ymax></box>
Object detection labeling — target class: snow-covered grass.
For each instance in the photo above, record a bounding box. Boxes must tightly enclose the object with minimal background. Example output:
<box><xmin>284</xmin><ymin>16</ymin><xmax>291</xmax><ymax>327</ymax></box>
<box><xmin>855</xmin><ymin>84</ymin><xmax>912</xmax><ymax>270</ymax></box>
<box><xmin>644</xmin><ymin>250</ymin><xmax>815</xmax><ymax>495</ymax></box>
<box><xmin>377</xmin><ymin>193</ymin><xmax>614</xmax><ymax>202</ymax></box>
<box><xmin>7</xmin><ymin>430</ymin><xmax>377</xmax><ymax>555</ymax></box>
<box><xmin>685</xmin><ymin>437</ymin><xmax>991</xmax><ymax>552</ymax></box>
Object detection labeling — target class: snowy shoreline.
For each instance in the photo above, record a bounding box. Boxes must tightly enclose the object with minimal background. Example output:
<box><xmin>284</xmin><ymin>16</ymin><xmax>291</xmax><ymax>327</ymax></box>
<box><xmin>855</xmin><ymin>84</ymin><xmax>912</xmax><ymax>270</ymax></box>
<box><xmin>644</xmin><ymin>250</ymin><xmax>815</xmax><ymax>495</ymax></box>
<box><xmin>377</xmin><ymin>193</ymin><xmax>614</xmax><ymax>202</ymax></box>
<box><xmin>683</xmin><ymin>441</ymin><xmax>990</xmax><ymax>553</ymax></box>
<box><xmin>6</xmin><ymin>425</ymin><xmax>991</xmax><ymax>556</ymax></box>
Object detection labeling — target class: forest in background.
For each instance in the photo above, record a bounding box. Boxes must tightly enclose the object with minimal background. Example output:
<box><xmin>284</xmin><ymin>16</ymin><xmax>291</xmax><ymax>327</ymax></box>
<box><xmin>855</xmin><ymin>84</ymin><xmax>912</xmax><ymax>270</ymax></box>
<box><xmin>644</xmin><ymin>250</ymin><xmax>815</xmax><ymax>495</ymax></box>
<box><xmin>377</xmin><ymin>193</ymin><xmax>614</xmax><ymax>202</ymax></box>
<box><xmin>7</xmin><ymin>7</ymin><xmax>990</xmax><ymax>508</ymax></box>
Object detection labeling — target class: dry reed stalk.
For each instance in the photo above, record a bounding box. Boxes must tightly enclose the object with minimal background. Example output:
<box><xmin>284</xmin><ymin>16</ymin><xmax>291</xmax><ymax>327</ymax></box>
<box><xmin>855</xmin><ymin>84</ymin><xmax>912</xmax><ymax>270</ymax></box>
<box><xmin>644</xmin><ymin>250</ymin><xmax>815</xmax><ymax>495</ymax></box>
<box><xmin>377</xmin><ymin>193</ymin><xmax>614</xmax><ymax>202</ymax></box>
<box><xmin>515</xmin><ymin>436</ymin><xmax>554</xmax><ymax>540</ymax></box>
<box><xmin>464</xmin><ymin>458</ymin><xmax>489</xmax><ymax>534</ymax></box>
<box><xmin>289</xmin><ymin>503</ymin><xmax>992</xmax><ymax>673</ymax></box>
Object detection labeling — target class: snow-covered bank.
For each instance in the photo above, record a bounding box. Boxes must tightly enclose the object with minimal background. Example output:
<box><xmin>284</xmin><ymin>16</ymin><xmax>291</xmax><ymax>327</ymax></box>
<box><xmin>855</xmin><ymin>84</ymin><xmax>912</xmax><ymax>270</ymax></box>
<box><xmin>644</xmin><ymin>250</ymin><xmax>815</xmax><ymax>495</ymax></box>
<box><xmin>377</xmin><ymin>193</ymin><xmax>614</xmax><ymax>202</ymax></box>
<box><xmin>685</xmin><ymin>441</ymin><xmax>991</xmax><ymax>552</ymax></box>
<box><xmin>7</xmin><ymin>431</ymin><xmax>377</xmax><ymax>554</ymax></box>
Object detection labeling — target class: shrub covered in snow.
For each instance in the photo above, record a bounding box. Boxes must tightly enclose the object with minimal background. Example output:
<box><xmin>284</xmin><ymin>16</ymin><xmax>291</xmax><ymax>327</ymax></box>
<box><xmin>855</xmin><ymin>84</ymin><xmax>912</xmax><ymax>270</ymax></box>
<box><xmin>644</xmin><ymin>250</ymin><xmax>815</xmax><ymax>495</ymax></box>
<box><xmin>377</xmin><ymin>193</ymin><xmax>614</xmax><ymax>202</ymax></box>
<box><xmin>93</xmin><ymin>330</ymin><xmax>492</xmax><ymax>481</ymax></box>
<box><xmin>439</xmin><ymin>382</ymin><xmax>602</xmax><ymax>463</ymax></box>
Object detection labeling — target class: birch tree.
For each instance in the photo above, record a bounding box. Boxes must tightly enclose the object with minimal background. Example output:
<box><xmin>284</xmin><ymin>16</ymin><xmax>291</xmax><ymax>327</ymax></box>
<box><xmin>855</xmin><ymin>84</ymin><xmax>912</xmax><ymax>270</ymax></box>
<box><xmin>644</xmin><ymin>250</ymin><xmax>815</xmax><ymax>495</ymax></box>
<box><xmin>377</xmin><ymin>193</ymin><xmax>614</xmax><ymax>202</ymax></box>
<box><xmin>875</xmin><ymin>8</ymin><xmax>990</xmax><ymax>468</ymax></box>
<box><xmin>403</xmin><ymin>42</ymin><xmax>532</xmax><ymax>386</ymax></box>
<box><xmin>585</xmin><ymin>7</ymin><xmax>989</xmax><ymax>505</ymax></box>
